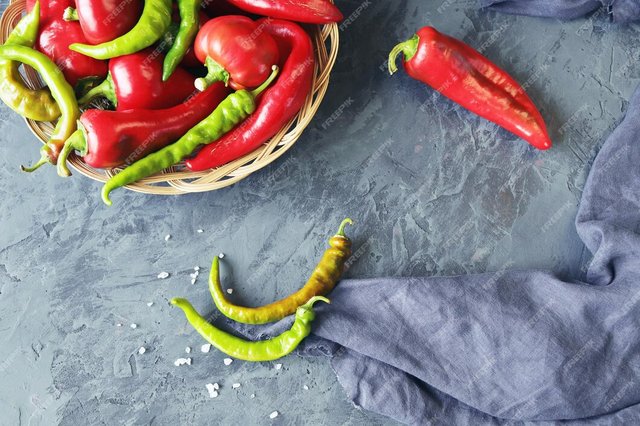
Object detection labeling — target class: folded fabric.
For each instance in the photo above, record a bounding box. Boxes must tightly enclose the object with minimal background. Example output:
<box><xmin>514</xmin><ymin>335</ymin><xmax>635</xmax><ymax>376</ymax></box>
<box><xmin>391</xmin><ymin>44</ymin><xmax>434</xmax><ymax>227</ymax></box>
<box><xmin>479</xmin><ymin>0</ymin><xmax>640</xmax><ymax>23</ymax></box>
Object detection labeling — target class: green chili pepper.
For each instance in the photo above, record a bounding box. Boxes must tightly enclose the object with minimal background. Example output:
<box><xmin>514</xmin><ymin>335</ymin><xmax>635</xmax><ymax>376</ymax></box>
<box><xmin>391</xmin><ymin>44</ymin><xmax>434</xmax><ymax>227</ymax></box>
<box><xmin>0</xmin><ymin>1</ymin><xmax>61</xmax><ymax>122</ymax></box>
<box><xmin>101</xmin><ymin>65</ymin><xmax>279</xmax><ymax>205</ymax></box>
<box><xmin>171</xmin><ymin>295</ymin><xmax>329</xmax><ymax>362</ymax></box>
<box><xmin>0</xmin><ymin>45</ymin><xmax>80</xmax><ymax>171</ymax></box>
<box><xmin>162</xmin><ymin>0</ymin><xmax>199</xmax><ymax>81</ymax></box>
<box><xmin>210</xmin><ymin>218</ymin><xmax>353</xmax><ymax>324</ymax></box>
<box><xmin>69</xmin><ymin>0</ymin><xmax>172</xmax><ymax>60</ymax></box>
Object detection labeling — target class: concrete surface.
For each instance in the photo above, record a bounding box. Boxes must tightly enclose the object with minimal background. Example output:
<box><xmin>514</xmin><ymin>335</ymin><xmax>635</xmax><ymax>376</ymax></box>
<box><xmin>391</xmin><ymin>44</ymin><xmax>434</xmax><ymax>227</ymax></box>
<box><xmin>1</xmin><ymin>0</ymin><xmax>639</xmax><ymax>424</ymax></box>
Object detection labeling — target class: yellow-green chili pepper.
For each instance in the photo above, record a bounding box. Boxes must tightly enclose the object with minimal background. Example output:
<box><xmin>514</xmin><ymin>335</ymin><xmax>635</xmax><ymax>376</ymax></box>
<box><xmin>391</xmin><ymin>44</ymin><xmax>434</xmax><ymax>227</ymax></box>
<box><xmin>0</xmin><ymin>1</ymin><xmax>61</xmax><ymax>122</ymax></box>
<box><xmin>101</xmin><ymin>65</ymin><xmax>279</xmax><ymax>205</ymax></box>
<box><xmin>0</xmin><ymin>45</ymin><xmax>80</xmax><ymax>171</ymax></box>
<box><xmin>209</xmin><ymin>218</ymin><xmax>353</xmax><ymax>324</ymax></box>
<box><xmin>171</xmin><ymin>296</ymin><xmax>329</xmax><ymax>362</ymax></box>
<box><xmin>162</xmin><ymin>0</ymin><xmax>199</xmax><ymax>81</ymax></box>
<box><xmin>69</xmin><ymin>0</ymin><xmax>172</xmax><ymax>60</ymax></box>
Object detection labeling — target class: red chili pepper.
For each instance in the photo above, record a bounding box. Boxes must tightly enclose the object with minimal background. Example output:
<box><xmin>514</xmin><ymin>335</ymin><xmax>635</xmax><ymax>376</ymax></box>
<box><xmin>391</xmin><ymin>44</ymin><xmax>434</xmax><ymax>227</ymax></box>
<box><xmin>224</xmin><ymin>0</ymin><xmax>343</xmax><ymax>24</ymax></box>
<box><xmin>27</xmin><ymin>0</ymin><xmax>108</xmax><ymax>87</ymax></box>
<box><xmin>78</xmin><ymin>48</ymin><xmax>197</xmax><ymax>110</ymax></box>
<box><xmin>185</xmin><ymin>19</ymin><xmax>314</xmax><ymax>171</ymax></box>
<box><xmin>56</xmin><ymin>82</ymin><xmax>229</xmax><ymax>175</ymax></box>
<box><xmin>389</xmin><ymin>27</ymin><xmax>551</xmax><ymax>150</ymax></box>
<box><xmin>62</xmin><ymin>0</ymin><xmax>144</xmax><ymax>45</ymax></box>
<box><xmin>193</xmin><ymin>16</ymin><xmax>280</xmax><ymax>91</ymax></box>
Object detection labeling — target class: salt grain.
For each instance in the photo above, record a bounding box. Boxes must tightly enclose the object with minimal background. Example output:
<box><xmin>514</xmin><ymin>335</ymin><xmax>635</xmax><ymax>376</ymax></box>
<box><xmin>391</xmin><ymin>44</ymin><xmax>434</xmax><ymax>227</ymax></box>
<box><xmin>191</xmin><ymin>278</ymin><xmax>196</xmax><ymax>285</ymax></box>
<box><xmin>185</xmin><ymin>347</ymin><xmax>191</xmax><ymax>354</ymax></box>
<box><xmin>138</xmin><ymin>347</ymin><xmax>146</xmax><ymax>354</ymax></box>
<box><xmin>218</xmin><ymin>253</ymin><xmax>225</xmax><ymax>259</ymax></box>
<box><xmin>130</xmin><ymin>323</ymin><xmax>138</xmax><ymax>329</ymax></box>
<box><xmin>303</xmin><ymin>385</ymin><xmax>309</xmax><ymax>390</ymax></box>
<box><xmin>194</xmin><ymin>266</ymin><xmax>200</xmax><ymax>271</ymax></box>
<box><xmin>164</xmin><ymin>234</ymin><xmax>171</xmax><ymax>241</ymax></box>
<box><xmin>157</xmin><ymin>271</ymin><xmax>170</xmax><ymax>279</ymax></box>
<box><xmin>197</xmin><ymin>229</ymin><xmax>204</xmax><ymax>233</ymax></box>
<box><xmin>223</xmin><ymin>358</ymin><xmax>233</xmax><ymax>366</ymax></box>
<box><xmin>250</xmin><ymin>394</ymin><xmax>255</xmax><ymax>399</ymax></box>
<box><xmin>226</xmin><ymin>288</ymin><xmax>233</xmax><ymax>294</ymax></box>
<box><xmin>201</xmin><ymin>344</ymin><xmax>211</xmax><ymax>353</ymax></box>
<box><xmin>232</xmin><ymin>383</ymin><xmax>240</xmax><ymax>389</ymax></box>
<box><xmin>116</xmin><ymin>323</ymin><xmax>122</xmax><ymax>327</ymax></box>
<box><xmin>269</xmin><ymin>411</ymin><xmax>279</xmax><ymax>419</ymax></box>
<box><xmin>174</xmin><ymin>357</ymin><xmax>192</xmax><ymax>366</ymax></box>
<box><xmin>147</xmin><ymin>302</ymin><xmax>154</xmax><ymax>307</ymax></box>
<box><xmin>205</xmin><ymin>383</ymin><xmax>218</xmax><ymax>398</ymax></box>
<box><xmin>274</xmin><ymin>363</ymin><xmax>282</xmax><ymax>370</ymax></box>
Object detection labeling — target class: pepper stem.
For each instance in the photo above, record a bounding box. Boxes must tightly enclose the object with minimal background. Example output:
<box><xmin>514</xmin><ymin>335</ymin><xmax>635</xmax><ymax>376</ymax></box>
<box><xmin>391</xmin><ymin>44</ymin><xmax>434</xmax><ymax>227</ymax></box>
<box><xmin>56</xmin><ymin>128</ymin><xmax>87</xmax><ymax>177</ymax></box>
<box><xmin>336</xmin><ymin>218</ymin><xmax>353</xmax><ymax>237</ymax></box>
<box><xmin>20</xmin><ymin>145</ymin><xmax>53</xmax><ymax>172</ymax></box>
<box><xmin>63</xmin><ymin>7</ymin><xmax>78</xmax><ymax>21</ymax></box>
<box><xmin>250</xmin><ymin>65</ymin><xmax>279</xmax><ymax>98</ymax></box>
<box><xmin>388</xmin><ymin>34</ymin><xmax>419</xmax><ymax>75</ymax></box>
<box><xmin>302</xmin><ymin>296</ymin><xmax>331</xmax><ymax>310</ymax></box>
<box><xmin>77</xmin><ymin>74</ymin><xmax>117</xmax><ymax>107</ymax></box>
<box><xmin>194</xmin><ymin>57</ymin><xmax>230</xmax><ymax>91</ymax></box>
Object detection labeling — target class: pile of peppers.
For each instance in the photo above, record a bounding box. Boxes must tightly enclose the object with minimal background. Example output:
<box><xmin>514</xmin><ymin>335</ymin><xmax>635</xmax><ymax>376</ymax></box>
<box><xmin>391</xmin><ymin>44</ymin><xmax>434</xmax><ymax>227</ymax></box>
<box><xmin>0</xmin><ymin>0</ymin><xmax>339</xmax><ymax>203</ymax></box>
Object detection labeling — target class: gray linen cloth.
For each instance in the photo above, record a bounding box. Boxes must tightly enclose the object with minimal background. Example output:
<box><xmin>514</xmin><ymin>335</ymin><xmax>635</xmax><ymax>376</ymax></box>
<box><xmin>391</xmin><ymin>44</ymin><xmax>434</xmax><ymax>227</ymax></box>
<box><xmin>231</xmin><ymin>84</ymin><xmax>640</xmax><ymax>424</ymax></box>
<box><xmin>479</xmin><ymin>0</ymin><xmax>640</xmax><ymax>23</ymax></box>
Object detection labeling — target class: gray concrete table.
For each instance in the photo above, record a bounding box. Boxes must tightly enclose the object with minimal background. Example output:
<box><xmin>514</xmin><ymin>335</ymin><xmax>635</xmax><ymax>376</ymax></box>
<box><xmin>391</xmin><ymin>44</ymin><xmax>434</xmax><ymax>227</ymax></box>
<box><xmin>1</xmin><ymin>0</ymin><xmax>639</xmax><ymax>424</ymax></box>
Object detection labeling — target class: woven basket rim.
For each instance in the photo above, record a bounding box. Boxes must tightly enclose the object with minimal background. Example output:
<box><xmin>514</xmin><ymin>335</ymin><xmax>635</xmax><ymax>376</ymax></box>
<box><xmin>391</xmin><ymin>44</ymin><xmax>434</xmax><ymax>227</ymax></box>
<box><xmin>0</xmin><ymin>0</ymin><xmax>339</xmax><ymax>195</ymax></box>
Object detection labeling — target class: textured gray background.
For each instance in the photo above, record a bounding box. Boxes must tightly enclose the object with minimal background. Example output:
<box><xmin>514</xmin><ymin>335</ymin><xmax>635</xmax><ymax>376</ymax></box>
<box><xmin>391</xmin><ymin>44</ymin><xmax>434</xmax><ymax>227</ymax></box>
<box><xmin>1</xmin><ymin>0</ymin><xmax>639</xmax><ymax>424</ymax></box>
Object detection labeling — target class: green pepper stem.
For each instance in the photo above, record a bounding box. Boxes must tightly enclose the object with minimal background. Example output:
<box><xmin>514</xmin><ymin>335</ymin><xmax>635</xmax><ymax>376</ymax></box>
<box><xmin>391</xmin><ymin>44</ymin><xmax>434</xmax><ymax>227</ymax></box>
<box><xmin>336</xmin><ymin>218</ymin><xmax>353</xmax><ymax>237</ymax></box>
<box><xmin>302</xmin><ymin>296</ymin><xmax>330</xmax><ymax>310</ymax></box>
<box><xmin>56</xmin><ymin>128</ymin><xmax>87</xmax><ymax>177</ymax></box>
<box><xmin>194</xmin><ymin>57</ymin><xmax>229</xmax><ymax>91</ymax></box>
<box><xmin>388</xmin><ymin>34</ymin><xmax>419</xmax><ymax>75</ymax></box>
<box><xmin>63</xmin><ymin>7</ymin><xmax>78</xmax><ymax>21</ymax></box>
<box><xmin>20</xmin><ymin>150</ymin><xmax>49</xmax><ymax>172</ymax></box>
<box><xmin>250</xmin><ymin>65</ymin><xmax>279</xmax><ymax>98</ymax></box>
<box><xmin>77</xmin><ymin>74</ymin><xmax>117</xmax><ymax>107</ymax></box>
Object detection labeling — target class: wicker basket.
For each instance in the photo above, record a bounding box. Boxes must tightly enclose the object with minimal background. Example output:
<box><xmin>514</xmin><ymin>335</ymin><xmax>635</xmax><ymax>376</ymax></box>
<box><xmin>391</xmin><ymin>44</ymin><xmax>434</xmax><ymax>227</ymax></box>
<box><xmin>0</xmin><ymin>0</ymin><xmax>339</xmax><ymax>194</ymax></box>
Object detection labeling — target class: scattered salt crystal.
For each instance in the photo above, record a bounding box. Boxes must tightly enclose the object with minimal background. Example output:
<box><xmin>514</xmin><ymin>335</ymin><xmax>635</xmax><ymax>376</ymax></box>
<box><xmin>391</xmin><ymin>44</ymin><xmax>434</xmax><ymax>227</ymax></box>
<box><xmin>174</xmin><ymin>357</ymin><xmax>192</xmax><ymax>366</ymax></box>
<box><xmin>205</xmin><ymin>383</ymin><xmax>218</xmax><ymax>398</ymax></box>
<box><xmin>197</xmin><ymin>229</ymin><xmax>204</xmax><ymax>233</ymax></box>
<box><xmin>250</xmin><ymin>394</ymin><xmax>255</xmax><ymax>399</ymax></box>
<box><xmin>130</xmin><ymin>323</ymin><xmax>138</xmax><ymax>329</ymax></box>
<box><xmin>185</xmin><ymin>347</ymin><xmax>191</xmax><ymax>354</ymax></box>
<box><xmin>303</xmin><ymin>385</ymin><xmax>309</xmax><ymax>390</ymax></box>
<box><xmin>218</xmin><ymin>253</ymin><xmax>225</xmax><ymax>259</ymax></box>
<box><xmin>223</xmin><ymin>358</ymin><xmax>233</xmax><ymax>366</ymax></box>
<box><xmin>190</xmin><ymin>272</ymin><xmax>199</xmax><ymax>279</ymax></box>
<box><xmin>194</xmin><ymin>266</ymin><xmax>200</xmax><ymax>271</ymax></box>
<box><xmin>164</xmin><ymin>234</ymin><xmax>171</xmax><ymax>241</ymax></box>
<box><xmin>157</xmin><ymin>271</ymin><xmax>170</xmax><ymax>279</ymax></box>
<box><xmin>274</xmin><ymin>363</ymin><xmax>282</xmax><ymax>370</ymax></box>
<box><xmin>269</xmin><ymin>411</ymin><xmax>279</xmax><ymax>419</ymax></box>
<box><xmin>138</xmin><ymin>347</ymin><xmax>146</xmax><ymax>354</ymax></box>
<box><xmin>226</xmin><ymin>288</ymin><xmax>233</xmax><ymax>294</ymax></box>
<box><xmin>191</xmin><ymin>279</ymin><xmax>196</xmax><ymax>285</ymax></box>
<box><xmin>232</xmin><ymin>383</ymin><xmax>240</xmax><ymax>389</ymax></box>
<box><xmin>201</xmin><ymin>344</ymin><xmax>211</xmax><ymax>353</ymax></box>
<box><xmin>116</xmin><ymin>323</ymin><xmax>122</xmax><ymax>327</ymax></box>
<box><xmin>147</xmin><ymin>302</ymin><xmax>154</xmax><ymax>307</ymax></box>
<box><xmin>212</xmin><ymin>383</ymin><xmax>219</xmax><ymax>390</ymax></box>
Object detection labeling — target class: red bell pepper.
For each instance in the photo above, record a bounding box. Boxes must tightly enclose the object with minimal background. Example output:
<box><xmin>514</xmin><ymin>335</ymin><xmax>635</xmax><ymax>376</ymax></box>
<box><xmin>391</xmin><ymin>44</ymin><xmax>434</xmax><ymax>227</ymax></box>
<box><xmin>78</xmin><ymin>48</ymin><xmax>197</xmax><ymax>110</ymax></box>
<box><xmin>62</xmin><ymin>0</ymin><xmax>144</xmax><ymax>45</ymax></box>
<box><xmin>388</xmin><ymin>27</ymin><xmax>552</xmax><ymax>150</ymax></box>
<box><xmin>27</xmin><ymin>0</ymin><xmax>108</xmax><ymax>87</ymax></box>
<box><xmin>224</xmin><ymin>0</ymin><xmax>343</xmax><ymax>24</ymax></box>
<box><xmin>56</xmin><ymin>82</ymin><xmax>229</xmax><ymax>175</ymax></box>
<box><xmin>186</xmin><ymin>19</ymin><xmax>314</xmax><ymax>171</ymax></box>
<box><xmin>193</xmin><ymin>16</ymin><xmax>280</xmax><ymax>91</ymax></box>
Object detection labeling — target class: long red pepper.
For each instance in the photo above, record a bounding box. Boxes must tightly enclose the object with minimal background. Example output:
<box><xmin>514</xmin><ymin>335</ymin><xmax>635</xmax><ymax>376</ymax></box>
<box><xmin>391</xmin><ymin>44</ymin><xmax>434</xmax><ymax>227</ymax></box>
<box><xmin>56</xmin><ymin>82</ymin><xmax>229</xmax><ymax>176</ymax></box>
<box><xmin>78</xmin><ymin>48</ymin><xmax>197</xmax><ymax>110</ymax></box>
<box><xmin>27</xmin><ymin>0</ymin><xmax>108</xmax><ymax>87</ymax></box>
<box><xmin>185</xmin><ymin>19</ymin><xmax>314</xmax><ymax>171</ymax></box>
<box><xmin>388</xmin><ymin>27</ymin><xmax>552</xmax><ymax>150</ymax></box>
<box><xmin>224</xmin><ymin>0</ymin><xmax>342</xmax><ymax>24</ymax></box>
<box><xmin>63</xmin><ymin>0</ymin><xmax>144</xmax><ymax>44</ymax></box>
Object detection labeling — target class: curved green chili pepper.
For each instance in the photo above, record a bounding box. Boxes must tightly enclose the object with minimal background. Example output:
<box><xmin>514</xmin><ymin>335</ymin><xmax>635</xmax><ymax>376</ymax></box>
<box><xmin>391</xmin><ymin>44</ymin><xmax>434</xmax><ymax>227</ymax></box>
<box><xmin>101</xmin><ymin>66</ymin><xmax>279</xmax><ymax>205</ymax></box>
<box><xmin>171</xmin><ymin>295</ymin><xmax>329</xmax><ymax>361</ymax></box>
<box><xmin>0</xmin><ymin>45</ymin><xmax>80</xmax><ymax>171</ymax></box>
<box><xmin>162</xmin><ymin>0</ymin><xmax>199</xmax><ymax>81</ymax></box>
<box><xmin>0</xmin><ymin>2</ymin><xmax>61</xmax><ymax>122</ymax></box>
<box><xmin>69</xmin><ymin>0</ymin><xmax>172</xmax><ymax>60</ymax></box>
<box><xmin>210</xmin><ymin>218</ymin><xmax>353</xmax><ymax>324</ymax></box>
